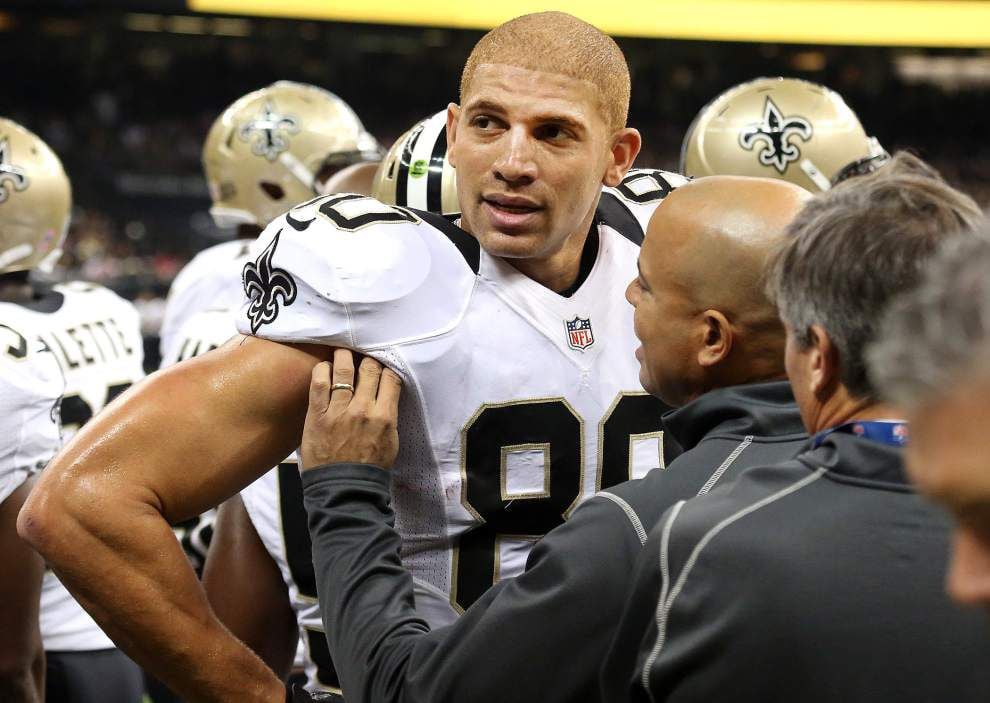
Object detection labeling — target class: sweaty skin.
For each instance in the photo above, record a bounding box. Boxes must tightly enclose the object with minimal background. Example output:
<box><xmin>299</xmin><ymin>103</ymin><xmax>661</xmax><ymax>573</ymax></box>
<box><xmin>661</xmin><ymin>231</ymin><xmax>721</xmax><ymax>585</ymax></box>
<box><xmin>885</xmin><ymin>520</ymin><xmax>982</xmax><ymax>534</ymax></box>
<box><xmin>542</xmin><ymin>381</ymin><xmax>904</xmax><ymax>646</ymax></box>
<box><xmin>628</xmin><ymin>176</ymin><xmax>809</xmax><ymax>406</ymax></box>
<box><xmin>18</xmin><ymin>336</ymin><xmax>324</xmax><ymax>702</ymax></box>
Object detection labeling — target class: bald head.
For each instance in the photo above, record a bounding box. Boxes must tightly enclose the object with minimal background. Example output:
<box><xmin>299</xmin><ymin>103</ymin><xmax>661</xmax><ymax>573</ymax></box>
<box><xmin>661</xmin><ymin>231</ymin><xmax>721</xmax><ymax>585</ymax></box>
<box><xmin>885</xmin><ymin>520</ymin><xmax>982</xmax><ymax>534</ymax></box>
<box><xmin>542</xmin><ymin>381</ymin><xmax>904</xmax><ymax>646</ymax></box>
<box><xmin>630</xmin><ymin>175</ymin><xmax>810</xmax><ymax>405</ymax></box>
<box><xmin>460</xmin><ymin>12</ymin><xmax>630</xmax><ymax>132</ymax></box>
<box><xmin>650</xmin><ymin>176</ymin><xmax>810</xmax><ymax>325</ymax></box>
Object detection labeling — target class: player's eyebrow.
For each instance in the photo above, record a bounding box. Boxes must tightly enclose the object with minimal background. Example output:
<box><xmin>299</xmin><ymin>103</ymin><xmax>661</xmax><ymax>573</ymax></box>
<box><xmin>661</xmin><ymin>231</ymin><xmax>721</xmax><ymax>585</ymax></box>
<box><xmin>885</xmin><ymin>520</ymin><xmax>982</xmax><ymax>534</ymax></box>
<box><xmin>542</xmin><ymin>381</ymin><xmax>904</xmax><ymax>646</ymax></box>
<box><xmin>463</xmin><ymin>99</ymin><xmax>507</xmax><ymax>116</ymax></box>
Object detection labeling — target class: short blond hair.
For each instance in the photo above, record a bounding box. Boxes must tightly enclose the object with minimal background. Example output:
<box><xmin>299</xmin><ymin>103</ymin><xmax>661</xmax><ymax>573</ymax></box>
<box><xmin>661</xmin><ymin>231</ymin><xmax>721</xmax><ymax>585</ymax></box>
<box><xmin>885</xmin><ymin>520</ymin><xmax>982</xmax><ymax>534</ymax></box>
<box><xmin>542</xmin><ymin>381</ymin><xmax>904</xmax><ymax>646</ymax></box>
<box><xmin>460</xmin><ymin>12</ymin><xmax>631</xmax><ymax>133</ymax></box>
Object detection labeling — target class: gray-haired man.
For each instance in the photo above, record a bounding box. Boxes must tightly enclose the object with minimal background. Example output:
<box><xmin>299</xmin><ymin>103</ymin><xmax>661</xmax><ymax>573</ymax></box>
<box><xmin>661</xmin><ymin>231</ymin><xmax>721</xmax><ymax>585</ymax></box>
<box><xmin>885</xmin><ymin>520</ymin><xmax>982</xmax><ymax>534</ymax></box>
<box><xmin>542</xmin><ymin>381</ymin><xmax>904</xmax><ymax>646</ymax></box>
<box><xmin>601</xmin><ymin>154</ymin><xmax>990</xmax><ymax>703</ymax></box>
<box><xmin>870</xmin><ymin>227</ymin><xmax>990</xmax><ymax>611</ymax></box>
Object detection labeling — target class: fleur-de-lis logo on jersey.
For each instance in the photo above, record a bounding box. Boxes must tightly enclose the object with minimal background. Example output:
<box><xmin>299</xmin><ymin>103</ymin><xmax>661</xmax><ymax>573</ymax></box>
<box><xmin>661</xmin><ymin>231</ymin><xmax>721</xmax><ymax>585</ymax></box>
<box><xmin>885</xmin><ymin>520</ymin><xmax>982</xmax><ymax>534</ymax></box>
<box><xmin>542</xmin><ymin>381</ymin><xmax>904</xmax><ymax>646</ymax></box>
<box><xmin>242</xmin><ymin>231</ymin><xmax>297</xmax><ymax>334</ymax></box>
<box><xmin>238</xmin><ymin>100</ymin><xmax>300</xmax><ymax>161</ymax></box>
<box><xmin>739</xmin><ymin>97</ymin><xmax>813</xmax><ymax>174</ymax></box>
<box><xmin>0</xmin><ymin>137</ymin><xmax>30</xmax><ymax>204</ymax></box>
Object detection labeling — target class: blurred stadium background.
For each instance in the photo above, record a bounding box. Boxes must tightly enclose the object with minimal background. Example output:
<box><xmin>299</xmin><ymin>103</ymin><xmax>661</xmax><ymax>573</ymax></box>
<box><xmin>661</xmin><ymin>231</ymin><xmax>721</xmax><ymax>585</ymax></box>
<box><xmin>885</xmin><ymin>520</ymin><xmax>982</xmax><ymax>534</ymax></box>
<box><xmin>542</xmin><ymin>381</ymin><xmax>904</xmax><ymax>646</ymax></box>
<box><xmin>5</xmin><ymin>0</ymin><xmax>990</xmax><ymax>369</ymax></box>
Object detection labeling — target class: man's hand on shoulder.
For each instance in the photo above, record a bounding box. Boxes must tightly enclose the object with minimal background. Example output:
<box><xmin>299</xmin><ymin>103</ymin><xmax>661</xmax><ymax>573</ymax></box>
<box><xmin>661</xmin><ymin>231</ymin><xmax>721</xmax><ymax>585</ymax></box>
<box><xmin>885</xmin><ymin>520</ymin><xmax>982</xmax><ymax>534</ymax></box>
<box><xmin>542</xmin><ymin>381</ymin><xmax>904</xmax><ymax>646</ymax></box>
<box><xmin>300</xmin><ymin>349</ymin><xmax>402</xmax><ymax>471</ymax></box>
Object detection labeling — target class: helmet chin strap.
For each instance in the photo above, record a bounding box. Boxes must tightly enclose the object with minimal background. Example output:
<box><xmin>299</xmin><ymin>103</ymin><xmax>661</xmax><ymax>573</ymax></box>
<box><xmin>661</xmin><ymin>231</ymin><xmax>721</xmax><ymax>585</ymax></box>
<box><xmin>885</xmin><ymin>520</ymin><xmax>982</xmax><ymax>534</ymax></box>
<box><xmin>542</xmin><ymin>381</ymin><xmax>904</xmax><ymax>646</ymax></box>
<box><xmin>0</xmin><ymin>243</ymin><xmax>33</xmax><ymax>272</ymax></box>
<box><xmin>278</xmin><ymin>151</ymin><xmax>317</xmax><ymax>193</ymax></box>
<box><xmin>800</xmin><ymin>158</ymin><xmax>833</xmax><ymax>192</ymax></box>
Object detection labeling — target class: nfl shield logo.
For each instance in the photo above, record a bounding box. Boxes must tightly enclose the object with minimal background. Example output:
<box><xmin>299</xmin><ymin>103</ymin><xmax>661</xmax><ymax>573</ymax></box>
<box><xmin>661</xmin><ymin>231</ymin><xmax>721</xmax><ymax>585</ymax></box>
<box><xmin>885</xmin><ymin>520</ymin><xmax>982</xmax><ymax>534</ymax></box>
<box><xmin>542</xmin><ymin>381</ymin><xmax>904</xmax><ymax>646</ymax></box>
<box><xmin>565</xmin><ymin>316</ymin><xmax>594</xmax><ymax>351</ymax></box>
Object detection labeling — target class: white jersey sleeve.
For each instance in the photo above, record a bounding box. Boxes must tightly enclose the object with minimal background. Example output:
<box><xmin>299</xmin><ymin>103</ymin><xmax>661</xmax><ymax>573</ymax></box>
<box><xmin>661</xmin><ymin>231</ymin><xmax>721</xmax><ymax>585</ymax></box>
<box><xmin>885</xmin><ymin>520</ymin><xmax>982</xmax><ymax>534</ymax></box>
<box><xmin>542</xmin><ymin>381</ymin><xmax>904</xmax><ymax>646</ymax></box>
<box><xmin>601</xmin><ymin>168</ymin><xmax>690</xmax><ymax>233</ymax></box>
<box><xmin>235</xmin><ymin>194</ymin><xmax>477</xmax><ymax>352</ymax></box>
<box><xmin>0</xmin><ymin>330</ymin><xmax>62</xmax><ymax>505</ymax></box>
<box><xmin>160</xmin><ymin>239</ymin><xmax>253</xmax><ymax>362</ymax></box>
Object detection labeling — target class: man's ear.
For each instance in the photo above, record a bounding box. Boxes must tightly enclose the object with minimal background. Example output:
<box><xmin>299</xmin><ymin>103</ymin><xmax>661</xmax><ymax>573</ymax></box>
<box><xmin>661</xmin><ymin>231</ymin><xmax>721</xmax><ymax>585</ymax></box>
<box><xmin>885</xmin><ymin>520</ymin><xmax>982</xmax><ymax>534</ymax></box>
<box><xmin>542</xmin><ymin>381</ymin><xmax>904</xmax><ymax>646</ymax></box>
<box><xmin>807</xmin><ymin>324</ymin><xmax>840</xmax><ymax>398</ymax></box>
<box><xmin>603</xmin><ymin>127</ymin><xmax>641</xmax><ymax>187</ymax></box>
<box><xmin>446</xmin><ymin>103</ymin><xmax>461</xmax><ymax>168</ymax></box>
<box><xmin>697</xmin><ymin>310</ymin><xmax>733</xmax><ymax>368</ymax></box>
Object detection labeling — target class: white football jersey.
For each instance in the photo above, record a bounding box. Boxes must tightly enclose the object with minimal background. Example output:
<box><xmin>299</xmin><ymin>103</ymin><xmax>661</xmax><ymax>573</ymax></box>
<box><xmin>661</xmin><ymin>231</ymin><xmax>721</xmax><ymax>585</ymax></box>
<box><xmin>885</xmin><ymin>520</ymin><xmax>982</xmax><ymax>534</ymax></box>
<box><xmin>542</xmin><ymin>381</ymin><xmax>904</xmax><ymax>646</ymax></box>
<box><xmin>159</xmin><ymin>239</ymin><xmax>253</xmax><ymax>363</ymax></box>
<box><xmin>0</xmin><ymin>281</ymin><xmax>145</xmax><ymax>441</ymax></box>
<box><xmin>236</xmin><ymin>169</ymin><xmax>686</xmax><ymax>623</ymax></box>
<box><xmin>0</xmin><ymin>331</ymin><xmax>62</xmax><ymax>506</ymax></box>
<box><xmin>0</xmin><ymin>281</ymin><xmax>144</xmax><ymax>651</ymax></box>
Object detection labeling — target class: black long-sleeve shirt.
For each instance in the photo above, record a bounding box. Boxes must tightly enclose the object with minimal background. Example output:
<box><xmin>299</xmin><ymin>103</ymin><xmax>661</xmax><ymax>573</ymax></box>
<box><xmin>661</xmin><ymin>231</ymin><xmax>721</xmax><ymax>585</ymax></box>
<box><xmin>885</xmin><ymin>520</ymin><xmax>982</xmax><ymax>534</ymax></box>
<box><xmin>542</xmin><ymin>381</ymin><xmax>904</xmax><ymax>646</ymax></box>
<box><xmin>301</xmin><ymin>381</ymin><xmax>806</xmax><ymax>703</ymax></box>
<box><xmin>601</xmin><ymin>431</ymin><xmax>990</xmax><ymax>702</ymax></box>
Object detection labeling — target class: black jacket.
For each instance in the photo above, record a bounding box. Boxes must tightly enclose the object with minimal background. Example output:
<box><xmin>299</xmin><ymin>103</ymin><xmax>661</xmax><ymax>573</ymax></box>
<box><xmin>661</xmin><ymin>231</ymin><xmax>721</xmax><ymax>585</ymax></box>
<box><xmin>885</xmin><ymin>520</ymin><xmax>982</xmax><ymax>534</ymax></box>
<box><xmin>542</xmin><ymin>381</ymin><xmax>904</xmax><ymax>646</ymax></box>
<box><xmin>601</xmin><ymin>430</ymin><xmax>990</xmax><ymax>702</ymax></box>
<box><xmin>301</xmin><ymin>381</ymin><xmax>805</xmax><ymax>703</ymax></box>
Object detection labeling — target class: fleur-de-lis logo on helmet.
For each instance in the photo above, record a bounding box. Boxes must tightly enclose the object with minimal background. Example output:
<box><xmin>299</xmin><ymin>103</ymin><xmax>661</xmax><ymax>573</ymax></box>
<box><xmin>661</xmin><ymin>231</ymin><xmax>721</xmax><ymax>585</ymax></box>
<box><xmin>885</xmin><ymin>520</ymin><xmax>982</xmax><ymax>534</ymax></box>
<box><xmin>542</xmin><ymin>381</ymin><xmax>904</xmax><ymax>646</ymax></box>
<box><xmin>242</xmin><ymin>230</ymin><xmax>297</xmax><ymax>334</ymax></box>
<box><xmin>238</xmin><ymin>100</ymin><xmax>300</xmax><ymax>162</ymax></box>
<box><xmin>739</xmin><ymin>97</ymin><xmax>813</xmax><ymax>174</ymax></box>
<box><xmin>0</xmin><ymin>137</ymin><xmax>30</xmax><ymax>204</ymax></box>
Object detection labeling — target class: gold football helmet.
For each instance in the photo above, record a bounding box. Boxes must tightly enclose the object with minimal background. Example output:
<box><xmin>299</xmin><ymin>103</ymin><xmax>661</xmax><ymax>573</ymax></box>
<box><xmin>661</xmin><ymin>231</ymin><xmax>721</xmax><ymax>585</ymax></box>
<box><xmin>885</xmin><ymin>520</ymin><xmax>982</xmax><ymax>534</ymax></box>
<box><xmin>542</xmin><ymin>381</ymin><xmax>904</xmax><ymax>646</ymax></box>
<box><xmin>372</xmin><ymin>110</ymin><xmax>458</xmax><ymax>215</ymax></box>
<box><xmin>681</xmin><ymin>77</ymin><xmax>888</xmax><ymax>192</ymax></box>
<box><xmin>0</xmin><ymin>118</ymin><xmax>71</xmax><ymax>275</ymax></box>
<box><xmin>203</xmin><ymin>81</ymin><xmax>382</xmax><ymax>228</ymax></box>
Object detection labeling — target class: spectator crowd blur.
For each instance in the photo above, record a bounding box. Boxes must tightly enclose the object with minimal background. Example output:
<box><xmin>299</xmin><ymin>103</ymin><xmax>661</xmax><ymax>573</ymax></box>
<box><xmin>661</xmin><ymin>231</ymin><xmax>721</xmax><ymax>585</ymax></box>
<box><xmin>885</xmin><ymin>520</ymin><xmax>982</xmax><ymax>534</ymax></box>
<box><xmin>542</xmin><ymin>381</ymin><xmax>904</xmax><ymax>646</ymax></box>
<box><xmin>5</xmin><ymin>9</ymin><xmax>989</xmax><ymax>368</ymax></box>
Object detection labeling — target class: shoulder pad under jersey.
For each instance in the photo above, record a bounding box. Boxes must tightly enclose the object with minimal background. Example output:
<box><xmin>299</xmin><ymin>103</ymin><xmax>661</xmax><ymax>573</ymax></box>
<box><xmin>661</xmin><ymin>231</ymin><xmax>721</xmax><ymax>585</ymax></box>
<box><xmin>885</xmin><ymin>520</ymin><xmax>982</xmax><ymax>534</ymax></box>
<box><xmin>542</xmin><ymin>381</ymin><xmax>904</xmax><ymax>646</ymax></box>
<box><xmin>235</xmin><ymin>194</ymin><xmax>478</xmax><ymax>349</ymax></box>
<box><xmin>600</xmin><ymin>169</ymin><xmax>690</xmax><ymax>243</ymax></box>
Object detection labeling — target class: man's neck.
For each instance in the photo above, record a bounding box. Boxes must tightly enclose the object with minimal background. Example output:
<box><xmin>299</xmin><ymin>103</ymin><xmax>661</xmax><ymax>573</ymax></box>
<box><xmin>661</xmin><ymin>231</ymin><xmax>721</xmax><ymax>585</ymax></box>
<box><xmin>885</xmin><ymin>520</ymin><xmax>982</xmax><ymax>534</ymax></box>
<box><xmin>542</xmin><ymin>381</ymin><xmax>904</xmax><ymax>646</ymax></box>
<box><xmin>508</xmin><ymin>221</ymin><xmax>593</xmax><ymax>294</ymax></box>
<box><xmin>810</xmin><ymin>393</ymin><xmax>904</xmax><ymax>436</ymax></box>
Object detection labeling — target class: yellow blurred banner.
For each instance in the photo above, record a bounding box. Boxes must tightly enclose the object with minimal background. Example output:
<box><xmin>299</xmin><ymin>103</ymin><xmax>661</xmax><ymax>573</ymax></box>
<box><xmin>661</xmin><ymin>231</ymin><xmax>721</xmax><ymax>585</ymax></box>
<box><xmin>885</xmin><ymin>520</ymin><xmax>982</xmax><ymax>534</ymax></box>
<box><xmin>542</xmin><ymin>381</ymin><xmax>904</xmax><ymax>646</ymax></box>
<box><xmin>188</xmin><ymin>0</ymin><xmax>990</xmax><ymax>47</ymax></box>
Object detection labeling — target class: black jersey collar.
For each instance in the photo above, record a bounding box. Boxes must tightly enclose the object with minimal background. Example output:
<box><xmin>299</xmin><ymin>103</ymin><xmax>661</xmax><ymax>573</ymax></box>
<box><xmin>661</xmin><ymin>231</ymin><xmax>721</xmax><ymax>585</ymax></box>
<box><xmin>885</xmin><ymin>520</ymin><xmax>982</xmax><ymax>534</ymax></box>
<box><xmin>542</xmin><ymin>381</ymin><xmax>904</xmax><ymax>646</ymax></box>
<box><xmin>6</xmin><ymin>286</ymin><xmax>65</xmax><ymax>313</ymax></box>
<box><xmin>558</xmin><ymin>224</ymin><xmax>600</xmax><ymax>299</ymax></box>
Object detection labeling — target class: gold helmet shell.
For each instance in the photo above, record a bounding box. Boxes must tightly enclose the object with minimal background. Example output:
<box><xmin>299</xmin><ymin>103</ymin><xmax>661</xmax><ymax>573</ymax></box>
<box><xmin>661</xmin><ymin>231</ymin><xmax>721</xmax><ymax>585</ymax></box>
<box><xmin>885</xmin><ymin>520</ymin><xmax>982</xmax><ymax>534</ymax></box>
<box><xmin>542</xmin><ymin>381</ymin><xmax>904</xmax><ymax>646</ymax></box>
<box><xmin>0</xmin><ymin>118</ymin><xmax>71</xmax><ymax>275</ymax></box>
<box><xmin>203</xmin><ymin>80</ymin><xmax>382</xmax><ymax>228</ymax></box>
<box><xmin>681</xmin><ymin>77</ymin><xmax>888</xmax><ymax>192</ymax></box>
<box><xmin>372</xmin><ymin>110</ymin><xmax>458</xmax><ymax>215</ymax></box>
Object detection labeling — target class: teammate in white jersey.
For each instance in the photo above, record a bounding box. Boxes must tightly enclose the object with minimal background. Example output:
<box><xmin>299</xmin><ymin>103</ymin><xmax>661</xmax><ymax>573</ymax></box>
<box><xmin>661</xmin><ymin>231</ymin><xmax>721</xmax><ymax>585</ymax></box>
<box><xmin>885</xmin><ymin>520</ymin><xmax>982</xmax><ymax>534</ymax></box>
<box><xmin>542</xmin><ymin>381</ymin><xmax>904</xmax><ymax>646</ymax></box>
<box><xmin>25</xmin><ymin>13</ymin><xmax>686</xmax><ymax>701</ymax></box>
<box><xmin>159</xmin><ymin>80</ymin><xmax>382</xmax><ymax>364</ymax></box>
<box><xmin>0</xmin><ymin>331</ymin><xmax>61</xmax><ymax>702</ymax></box>
<box><xmin>0</xmin><ymin>117</ymin><xmax>144</xmax><ymax>702</ymax></box>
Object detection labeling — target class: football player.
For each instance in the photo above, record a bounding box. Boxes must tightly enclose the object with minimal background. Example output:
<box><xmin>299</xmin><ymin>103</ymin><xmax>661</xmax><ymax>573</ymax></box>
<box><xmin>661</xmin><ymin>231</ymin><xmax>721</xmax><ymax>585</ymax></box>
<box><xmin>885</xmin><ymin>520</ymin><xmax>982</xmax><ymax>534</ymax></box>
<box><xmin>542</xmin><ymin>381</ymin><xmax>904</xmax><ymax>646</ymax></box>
<box><xmin>681</xmin><ymin>76</ymin><xmax>889</xmax><ymax>191</ymax></box>
<box><xmin>0</xmin><ymin>119</ymin><xmax>144</xmax><ymax>701</ymax></box>
<box><xmin>22</xmin><ymin>13</ymin><xmax>685</xmax><ymax>700</ymax></box>
<box><xmin>0</xmin><ymin>332</ymin><xmax>60</xmax><ymax>702</ymax></box>
<box><xmin>199</xmin><ymin>111</ymin><xmax>458</xmax><ymax>694</ymax></box>
<box><xmin>160</xmin><ymin>80</ymin><xmax>382</xmax><ymax>363</ymax></box>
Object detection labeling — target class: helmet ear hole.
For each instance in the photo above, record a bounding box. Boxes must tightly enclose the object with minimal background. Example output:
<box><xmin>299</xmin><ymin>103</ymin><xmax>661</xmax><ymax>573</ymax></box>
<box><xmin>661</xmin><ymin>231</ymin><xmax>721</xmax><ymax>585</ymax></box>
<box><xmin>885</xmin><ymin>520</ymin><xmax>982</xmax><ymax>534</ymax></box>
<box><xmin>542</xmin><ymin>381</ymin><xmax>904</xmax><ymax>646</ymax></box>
<box><xmin>260</xmin><ymin>182</ymin><xmax>285</xmax><ymax>200</ymax></box>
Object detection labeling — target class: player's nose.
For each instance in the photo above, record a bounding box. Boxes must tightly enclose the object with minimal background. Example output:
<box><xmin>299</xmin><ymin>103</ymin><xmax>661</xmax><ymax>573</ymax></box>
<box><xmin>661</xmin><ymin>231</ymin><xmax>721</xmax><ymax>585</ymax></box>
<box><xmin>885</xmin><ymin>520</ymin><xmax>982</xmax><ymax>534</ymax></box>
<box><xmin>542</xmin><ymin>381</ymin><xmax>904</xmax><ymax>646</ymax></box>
<box><xmin>493</xmin><ymin>126</ymin><xmax>537</xmax><ymax>186</ymax></box>
<box><xmin>625</xmin><ymin>277</ymin><xmax>640</xmax><ymax>306</ymax></box>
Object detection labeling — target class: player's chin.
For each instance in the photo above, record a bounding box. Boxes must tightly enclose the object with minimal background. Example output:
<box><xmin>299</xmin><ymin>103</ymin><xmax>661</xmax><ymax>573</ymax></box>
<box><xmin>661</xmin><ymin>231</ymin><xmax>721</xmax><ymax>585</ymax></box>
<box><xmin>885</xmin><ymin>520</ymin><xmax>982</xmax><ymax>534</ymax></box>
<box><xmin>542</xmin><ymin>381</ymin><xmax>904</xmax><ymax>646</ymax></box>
<box><xmin>475</xmin><ymin>228</ymin><xmax>549</xmax><ymax>259</ymax></box>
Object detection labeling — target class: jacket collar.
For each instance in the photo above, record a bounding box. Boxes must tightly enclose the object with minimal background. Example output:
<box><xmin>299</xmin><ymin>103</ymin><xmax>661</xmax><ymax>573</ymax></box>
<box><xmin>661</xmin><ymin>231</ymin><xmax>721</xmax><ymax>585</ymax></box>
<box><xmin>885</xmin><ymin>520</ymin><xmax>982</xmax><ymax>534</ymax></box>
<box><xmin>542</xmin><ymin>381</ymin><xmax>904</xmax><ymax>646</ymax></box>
<box><xmin>796</xmin><ymin>431</ymin><xmax>910</xmax><ymax>488</ymax></box>
<box><xmin>663</xmin><ymin>380</ymin><xmax>806</xmax><ymax>452</ymax></box>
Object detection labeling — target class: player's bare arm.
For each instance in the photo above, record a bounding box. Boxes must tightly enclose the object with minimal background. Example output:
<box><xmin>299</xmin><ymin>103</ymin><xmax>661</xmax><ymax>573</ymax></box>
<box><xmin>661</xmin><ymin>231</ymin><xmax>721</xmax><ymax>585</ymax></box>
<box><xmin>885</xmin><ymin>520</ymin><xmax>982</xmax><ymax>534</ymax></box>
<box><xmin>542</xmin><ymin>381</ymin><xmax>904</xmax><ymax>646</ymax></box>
<box><xmin>0</xmin><ymin>479</ymin><xmax>45</xmax><ymax>703</ymax></box>
<box><xmin>203</xmin><ymin>495</ymin><xmax>298</xmax><ymax>679</ymax></box>
<box><xmin>18</xmin><ymin>334</ymin><xmax>327</xmax><ymax>702</ymax></box>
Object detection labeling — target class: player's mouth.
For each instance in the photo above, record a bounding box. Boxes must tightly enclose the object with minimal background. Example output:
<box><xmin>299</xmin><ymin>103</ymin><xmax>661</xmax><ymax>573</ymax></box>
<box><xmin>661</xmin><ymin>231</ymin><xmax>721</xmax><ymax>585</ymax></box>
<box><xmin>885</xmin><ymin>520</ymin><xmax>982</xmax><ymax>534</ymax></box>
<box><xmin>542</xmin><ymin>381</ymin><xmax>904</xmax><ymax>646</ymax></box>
<box><xmin>482</xmin><ymin>194</ymin><xmax>543</xmax><ymax>231</ymax></box>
